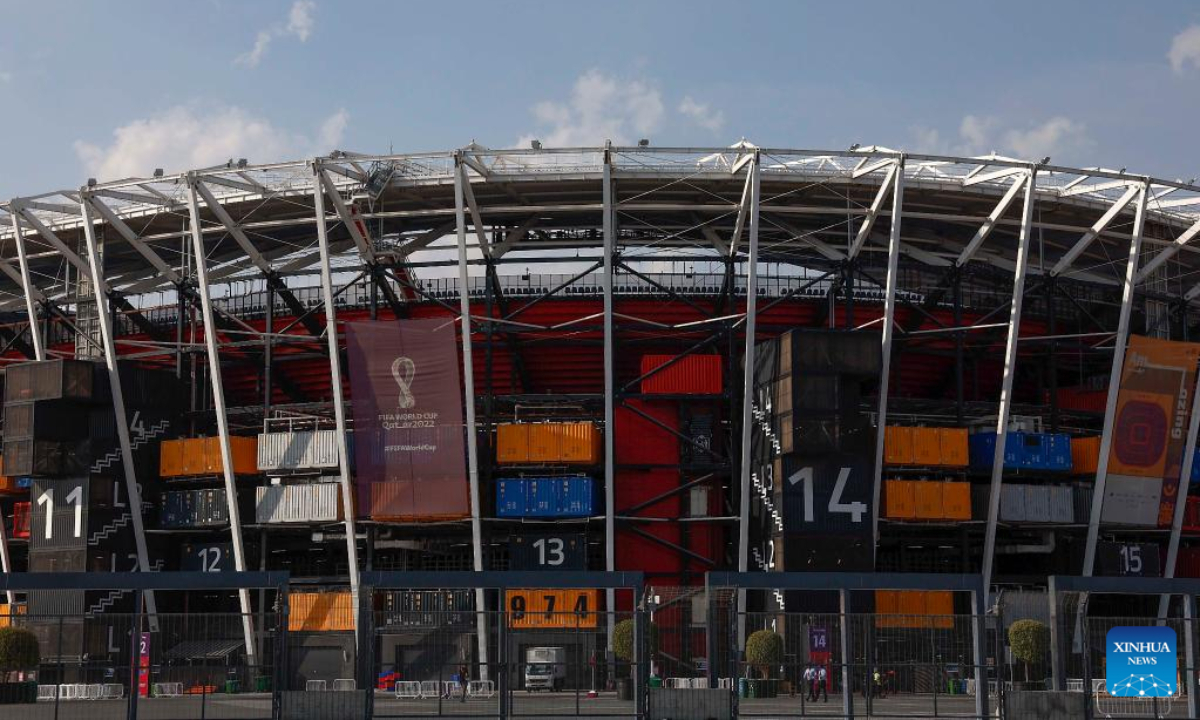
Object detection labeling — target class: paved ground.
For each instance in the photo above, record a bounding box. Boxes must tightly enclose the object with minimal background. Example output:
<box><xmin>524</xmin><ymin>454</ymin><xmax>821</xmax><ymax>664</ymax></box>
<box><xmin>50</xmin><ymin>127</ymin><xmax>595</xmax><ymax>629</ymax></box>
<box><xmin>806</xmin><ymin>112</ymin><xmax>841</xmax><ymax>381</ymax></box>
<box><xmin>12</xmin><ymin>689</ymin><xmax>1196</xmax><ymax>718</ymax></box>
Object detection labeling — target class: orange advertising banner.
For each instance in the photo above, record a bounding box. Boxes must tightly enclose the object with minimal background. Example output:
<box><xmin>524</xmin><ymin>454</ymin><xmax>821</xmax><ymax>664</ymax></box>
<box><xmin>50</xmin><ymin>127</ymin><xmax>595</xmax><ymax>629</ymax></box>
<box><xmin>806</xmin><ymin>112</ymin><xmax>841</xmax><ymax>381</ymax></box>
<box><xmin>1106</xmin><ymin>335</ymin><xmax>1200</xmax><ymax>528</ymax></box>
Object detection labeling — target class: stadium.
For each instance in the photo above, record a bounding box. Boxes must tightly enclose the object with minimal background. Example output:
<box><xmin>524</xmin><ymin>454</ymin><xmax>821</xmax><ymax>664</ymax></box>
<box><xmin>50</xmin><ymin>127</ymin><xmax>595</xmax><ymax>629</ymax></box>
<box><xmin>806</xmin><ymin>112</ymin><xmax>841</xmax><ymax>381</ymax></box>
<box><xmin>1</xmin><ymin>141</ymin><xmax>1200</xmax><ymax>718</ymax></box>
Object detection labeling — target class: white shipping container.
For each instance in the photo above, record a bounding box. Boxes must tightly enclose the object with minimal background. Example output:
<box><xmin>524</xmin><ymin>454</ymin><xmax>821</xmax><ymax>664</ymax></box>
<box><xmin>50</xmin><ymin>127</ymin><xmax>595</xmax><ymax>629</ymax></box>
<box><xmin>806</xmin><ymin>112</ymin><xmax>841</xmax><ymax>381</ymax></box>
<box><xmin>257</xmin><ymin>430</ymin><xmax>341</xmax><ymax>471</ymax></box>
<box><xmin>256</xmin><ymin>483</ymin><xmax>344</xmax><ymax>523</ymax></box>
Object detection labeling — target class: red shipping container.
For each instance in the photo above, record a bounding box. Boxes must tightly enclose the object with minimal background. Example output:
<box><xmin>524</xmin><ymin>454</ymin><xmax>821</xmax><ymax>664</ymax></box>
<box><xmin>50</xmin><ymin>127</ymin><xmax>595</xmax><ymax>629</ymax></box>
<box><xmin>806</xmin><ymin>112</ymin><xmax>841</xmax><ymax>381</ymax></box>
<box><xmin>687</xmin><ymin>523</ymin><xmax>724</xmax><ymax>570</ymax></box>
<box><xmin>615</xmin><ymin>400</ymin><xmax>679</xmax><ymax>465</ymax></box>
<box><xmin>640</xmin><ymin>355</ymin><xmax>723</xmax><ymax>395</ymax></box>
<box><xmin>1177</xmin><ymin>547</ymin><xmax>1200</xmax><ymax>578</ymax></box>
<box><xmin>1187</xmin><ymin>497</ymin><xmax>1200</xmax><ymax>530</ymax></box>
<box><xmin>12</xmin><ymin>502</ymin><xmax>30</xmax><ymax>539</ymax></box>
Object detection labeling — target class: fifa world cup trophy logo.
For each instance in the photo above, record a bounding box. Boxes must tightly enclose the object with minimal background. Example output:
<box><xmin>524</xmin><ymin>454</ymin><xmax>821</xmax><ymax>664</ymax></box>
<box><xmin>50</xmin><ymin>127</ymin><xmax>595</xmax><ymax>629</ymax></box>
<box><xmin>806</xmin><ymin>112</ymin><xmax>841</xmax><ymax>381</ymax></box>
<box><xmin>391</xmin><ymin>356</ymin><xmax>416</xmax><ymax>409</ymax></box>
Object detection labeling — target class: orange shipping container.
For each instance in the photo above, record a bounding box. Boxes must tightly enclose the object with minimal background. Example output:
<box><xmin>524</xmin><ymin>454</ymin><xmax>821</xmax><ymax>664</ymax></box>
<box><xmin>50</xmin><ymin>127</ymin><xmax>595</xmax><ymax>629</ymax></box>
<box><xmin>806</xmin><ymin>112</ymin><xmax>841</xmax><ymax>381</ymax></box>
<box><xmin>912</xmin><ymin>428</ymin><xmax>942</xmax><ymax>466</ymax></box>
<box><xmin>557</xmin><ymin>422</ymin><xmax>601</xmax><ymax>464</ymax></box>
<box><xmin>926</xmin><ymin>591</ymin><xmax>954</xmax><ymax>630</ymax></box>
<box><xmin>885</xmin><ymin>480</ymin><xmax>917</xmax><ymax>519</ymax></box>
<box><xmin>884</xmin><ymin>426</ymin><xmax>914</xmax><ymax>465</ymax></box>
<box><xmin>526</xmin><ymin>425</ymin><xmax>561</xmax><ymax>463</ymax></box>
<box><xmin>1071</xmin><ymin>436</ymin><xmax>1101</xmax><ymax>476</ymax></box>
<box><xmin>942</xmin><ymin>483</ymin><xmax>972</xmax><ymax>520</ymax></box>
<box><xmin>938</xmin><ymin>428</ymin><xmax>969</xmax><ymax>467</ymax></box>
<box><xmin>159</xmin><ymin>439</ymin><xmax>185</xmax><ymax>478</ymax></box>
<box><xmin>874</xmin><ymin>590</ymin><xmax>900</xmax><ymax>628</ymax></box>
<box><xmin>914</xmin><ymin>481</ymin><xmax>944</xmax><ymax>520</ymax></box>
<box><xmin>289</xmin><ymin>592</ymin><xmax>355</xmax><ymax>632</ymax></box>
<box><xmin>496</xmin><ymin>424</ymin><xmax>530</xmax><ymax>464</ymax></box>
<box><xmin>506</xmin><ymin>589</ymin><xmax>600</xmax><ymax>629</ymax></box>
<box><xmin>897</xmin><ymin>590</ymin><xmax>928</xmax><ymax>627</ymax></box>
<box><xmin>0</xmin><ymin>470</ymin><xmax>20</xmax><ymax>495</ymax></box>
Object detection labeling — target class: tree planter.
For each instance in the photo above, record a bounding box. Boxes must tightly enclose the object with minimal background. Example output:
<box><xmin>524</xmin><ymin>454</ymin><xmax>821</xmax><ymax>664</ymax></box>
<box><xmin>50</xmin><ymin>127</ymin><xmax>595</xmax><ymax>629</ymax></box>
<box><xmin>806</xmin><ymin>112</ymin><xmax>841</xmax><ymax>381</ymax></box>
<box><xmin>0</xmin><ymin>681</ymin><xmax>36</xmax><ymax>704</ymax></box>
<box><xmin>617</xmin><ymin>678</ymin><xmax>633</xmax><ymax>701</ymax></box>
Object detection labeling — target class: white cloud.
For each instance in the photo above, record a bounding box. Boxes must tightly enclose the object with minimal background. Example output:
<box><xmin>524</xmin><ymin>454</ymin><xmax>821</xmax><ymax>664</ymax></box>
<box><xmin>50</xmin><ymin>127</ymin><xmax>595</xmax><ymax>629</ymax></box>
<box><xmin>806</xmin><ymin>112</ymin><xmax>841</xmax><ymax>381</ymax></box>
<box><xmin>1169</xmin><ymin>25</ymin><xmax>1200</xmax><ymax>73</ymax></box>
<box><xmin>911</xmin><ymin>114</ymin><xmax>1089</xmax><ymax>161</ymax></box>
<box><xmin>1002</xmin><ymin>116</ymin><xmax>1087</xmax><ymax>160</ymax></box>
<box><xmin>516</xmin><ymin>70</ymin><xmax>665</xmax><ymax>147</ymax></box>
<box><xmin>678</xmin><ymin>96</ymin><xmax>725</xmax><ymax>132</ymax></box>
<box><xmin>286</xmin><ymin>0</ymin><xmax>316</xmax><ymax>41</ymax></box>
<box><xmin>236</xmin><ymin>1</ymin><xmax>316</xmax><ymax>67</ymax></box>
<box><xmin>74</xmin><ymin>104</ymin><xmax>349</xmax><ymax>181</ymax></box>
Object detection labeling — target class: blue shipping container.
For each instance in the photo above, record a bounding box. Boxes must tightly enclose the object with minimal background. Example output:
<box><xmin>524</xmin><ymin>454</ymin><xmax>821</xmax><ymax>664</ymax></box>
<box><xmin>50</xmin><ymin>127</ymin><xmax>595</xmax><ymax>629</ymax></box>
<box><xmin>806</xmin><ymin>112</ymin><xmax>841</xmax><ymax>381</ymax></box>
<box><xmin>968</xmin><ymin>432</ymin><xmax>1022</xmax><ymax>471</ymax></box>
<box><xmin>1192</xmin><ymin>447</ymin><xmax>1200</xmax><ymax>484</ymax></box>
<box><xmin>1043</xmin><ymin>434</ymin><xmax>1072</xmax><ymax>472</ymax></box>
<box><xmin>558</xmin><ymin>477</ymin><xmax>597</xmax><ymax>517</ymax></box>
<box><xmin>496</xmin><ymin>479</ymin><xmax>528</xmax><ymax>517</ymax></box>
<box><xmin>527</xmin><ymin>478</ymin><xmax>560</xmax><ymax>517</ymax></box>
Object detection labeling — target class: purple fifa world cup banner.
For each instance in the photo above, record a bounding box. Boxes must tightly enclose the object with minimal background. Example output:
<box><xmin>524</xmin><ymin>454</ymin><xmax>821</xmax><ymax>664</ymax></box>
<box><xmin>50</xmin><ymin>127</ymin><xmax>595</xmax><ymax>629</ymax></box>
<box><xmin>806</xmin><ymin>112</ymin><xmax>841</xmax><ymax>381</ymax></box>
<box><xmin>346</xmin><ymin>319</ymin><xmax>470</xmax><ymax>520</ymax></box>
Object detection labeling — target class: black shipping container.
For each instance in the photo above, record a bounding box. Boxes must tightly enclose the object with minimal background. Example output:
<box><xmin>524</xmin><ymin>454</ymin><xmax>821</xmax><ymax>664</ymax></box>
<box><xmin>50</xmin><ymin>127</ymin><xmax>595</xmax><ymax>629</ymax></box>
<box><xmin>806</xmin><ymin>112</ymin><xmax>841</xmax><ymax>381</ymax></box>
<box><xmin>4</xmin><ymin>359</ymin><xmax>96</xmax><ymax>404</ymax></box>
<box><xmin>28</xmin><ymin>547</ymin><xmax>87</xmax><ymax>573</ymax></box>
<box><xmin>3</xmin><ymin>438</ymin><xmax>64</xmax><ymax>476</ymax></box>
<box><xmin>680</xmin><ymin>411</ymin><xmax>716</xmax><ymax>466</ymax></box>
<box><xmin>781</xmin><ymin>330</ymin><xmax>883</xmax><ymax>377</ymax></box>
<box><xmin>27</xmin><ymin>590</ymin><xmax>85</xmax><ymax>618</ymax></box>
<box><xmin>160</xmin><ymin>488</ymin><xmax>232</xmax><ymax>528</ymax></box>
<box><xmin>379</xmin><ymin>589</ymin><xmax>474</xmax><ymax>629</ymax></box>
<box><xmin>94</xmin><ymin>362</ymin><xmax>188</xmax><ymax>410</ymax></box>
<box><xmin>3</xmin><ymin>400</ymin><xmax>89</xmax><ymax>441</ymax></box>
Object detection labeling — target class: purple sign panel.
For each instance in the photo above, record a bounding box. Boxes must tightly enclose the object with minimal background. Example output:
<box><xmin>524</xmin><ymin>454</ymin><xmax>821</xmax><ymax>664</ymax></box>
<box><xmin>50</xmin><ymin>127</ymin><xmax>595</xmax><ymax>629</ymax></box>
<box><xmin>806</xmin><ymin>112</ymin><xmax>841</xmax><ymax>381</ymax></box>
<box><xmin>346</xmin><ymin>319</ymin><xmax>470</xmax><ymax>520</ymax></box>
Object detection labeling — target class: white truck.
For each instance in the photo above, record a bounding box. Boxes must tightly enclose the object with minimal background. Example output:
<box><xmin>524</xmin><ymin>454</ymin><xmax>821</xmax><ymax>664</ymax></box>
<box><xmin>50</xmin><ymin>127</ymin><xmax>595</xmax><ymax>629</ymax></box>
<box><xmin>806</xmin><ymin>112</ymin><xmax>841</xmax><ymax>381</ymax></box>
<box><xmin>524</xmin><ymin>646</ymin><xmax>566</xmax><ymax>691</ymax></box>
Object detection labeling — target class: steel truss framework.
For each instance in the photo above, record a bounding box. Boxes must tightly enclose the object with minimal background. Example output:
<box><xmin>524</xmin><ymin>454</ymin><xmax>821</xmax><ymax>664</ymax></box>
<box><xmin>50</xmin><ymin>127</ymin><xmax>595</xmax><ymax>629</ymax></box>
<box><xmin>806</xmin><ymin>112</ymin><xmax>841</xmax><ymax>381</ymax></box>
<box><xmin>3</xmin><ymin>142</ymin><xmax>1200</xmax><ymax>650</ymax></box>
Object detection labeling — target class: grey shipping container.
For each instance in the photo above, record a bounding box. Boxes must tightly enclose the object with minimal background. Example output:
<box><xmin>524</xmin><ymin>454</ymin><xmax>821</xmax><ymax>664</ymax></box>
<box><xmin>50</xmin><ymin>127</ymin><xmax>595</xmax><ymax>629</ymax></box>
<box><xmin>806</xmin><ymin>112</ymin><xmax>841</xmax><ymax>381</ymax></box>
<box><xmin>1024</xmin><ymin>486</ymin><xmax>1052</xmax><ymax>523</ymax></box>
<box><xmin>1000</xmin><ymin>484</ymin><xmax>1026</xmax><ymax>522</ymax></box>
<box><xmin>4</xmin><ymin>359</ymin><xmax>95</xmax><ymax>404</ymax></box>
<box><xmin>257</xmin><ymin>430</ymin><xmax>341</xmax><ymax>471</ymax></box>
<box><xmin>1048</xmin><ymin>485</ymin><xmax>1074</xmax><ymax>523</ymax></box>
<box><xmin>160</xmin><ymin>488</ymin><xmax>231</xmax><ymax>527</ymax></box>
<box><xmin>1074</xmin><ymin>485</ymin><xmax>1094</xmax><ymax>523</ymax></box>
<box><xmin>255</xmin><ymin>483</ymin><xmax>344</xmax><ymax>523</ymax></box>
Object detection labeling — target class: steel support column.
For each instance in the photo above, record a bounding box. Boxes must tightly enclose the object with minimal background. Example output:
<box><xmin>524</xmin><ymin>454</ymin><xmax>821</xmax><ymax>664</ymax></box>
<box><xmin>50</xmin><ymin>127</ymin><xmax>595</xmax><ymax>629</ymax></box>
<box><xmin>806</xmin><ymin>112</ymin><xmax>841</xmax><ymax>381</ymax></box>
<box><xmin>184</xmin><ymin>178</ymin><xmax>256</xmax><ymax>662</ymax></box>
<box><xmin>79</xmin><ymin>194</ymin><xmax>160</xmax><ymax>625</ymax></box>
<box><xmin>1083</xmin><ymin>181</ymin><xmax>1151</xmax><ymax>577</ymax></box>
<box><xmin>735</xmin><ymin>153</ymin><xmax>760</xmax><ymax>646</ymax></box>
<box><xmin>869</xmin><ymin>158</ymin><xmax>905</xmax><ymax>551</ymax></box>
<box><xmin>9</xmin><ymin>215</ymin><xmax>44</xmax><ymax>361</ymax></box>
<box><xmin>602</xmin><ymin>150</ymin><xmax>617</xmax><ymax>651</ymax></box>
<box><xmin>311</xmin><ymin>162</ymin><xmax>363</xmax><ymax>647</ymax></box>
<box><xmin>1159</xmin><ymin>366</ymin><xmax>1200</xmax><ymax>618</ymax></box>
<box><xmin>980</xmin><ymin>171</ymin><xmax>1036</xmax><ymax>600</ymax></box>
<box><xmin>454</xmin><ymin>156</ymin><xmax>490</xmax><ymax>680</ymax></box>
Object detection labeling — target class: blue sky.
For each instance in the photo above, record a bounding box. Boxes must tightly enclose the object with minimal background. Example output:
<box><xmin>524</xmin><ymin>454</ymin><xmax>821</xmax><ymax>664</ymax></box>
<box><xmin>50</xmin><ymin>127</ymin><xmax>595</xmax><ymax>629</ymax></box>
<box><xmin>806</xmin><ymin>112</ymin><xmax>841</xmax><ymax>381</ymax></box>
<box><xmin>3</xmin><ymin>1</ymin><xmax>1200</xmax><ymax>198</ymax></box>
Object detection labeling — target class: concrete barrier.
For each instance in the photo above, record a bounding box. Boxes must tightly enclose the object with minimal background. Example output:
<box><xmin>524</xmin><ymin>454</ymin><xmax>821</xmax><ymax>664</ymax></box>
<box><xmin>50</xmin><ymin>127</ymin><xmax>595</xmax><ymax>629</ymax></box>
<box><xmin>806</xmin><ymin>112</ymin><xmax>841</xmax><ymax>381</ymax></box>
<box><xmin>647</xmin><ymin>687</ymin><xmax>732</xmax><ymax>720</ymax></box>
<box><xmin>1006</xmin><ymin>690</ymin><xmax>1086</xmax><ymax>718</ymax></box>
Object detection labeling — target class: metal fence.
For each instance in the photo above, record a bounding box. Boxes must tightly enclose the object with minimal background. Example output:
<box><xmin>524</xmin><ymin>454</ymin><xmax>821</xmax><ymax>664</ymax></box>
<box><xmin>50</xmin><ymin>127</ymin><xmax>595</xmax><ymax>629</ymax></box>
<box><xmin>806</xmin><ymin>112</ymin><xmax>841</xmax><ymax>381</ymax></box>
<box><xmin>6</xmin><ymin>575</ymin><xmax>1200</xmax><ymax>719</ymax></box>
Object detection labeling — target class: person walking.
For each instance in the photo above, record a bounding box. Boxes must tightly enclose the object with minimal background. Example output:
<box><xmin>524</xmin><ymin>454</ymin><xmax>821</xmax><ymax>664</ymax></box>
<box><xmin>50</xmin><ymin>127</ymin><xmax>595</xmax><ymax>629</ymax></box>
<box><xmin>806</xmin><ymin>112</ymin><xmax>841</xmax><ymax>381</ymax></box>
<box><xmin>458</xmin><ymin>664</ymin><xmax>469</xmax><ymax>702</ymax></box>
<box><xmin>802</xmin><ymin>666</ymin><xmax>814</xmax><ymax>702</ymax></box>
<box><xmin>816</xmin><ymin>665</ymin><xmax>828</xmax><ymax>702</ymax></box>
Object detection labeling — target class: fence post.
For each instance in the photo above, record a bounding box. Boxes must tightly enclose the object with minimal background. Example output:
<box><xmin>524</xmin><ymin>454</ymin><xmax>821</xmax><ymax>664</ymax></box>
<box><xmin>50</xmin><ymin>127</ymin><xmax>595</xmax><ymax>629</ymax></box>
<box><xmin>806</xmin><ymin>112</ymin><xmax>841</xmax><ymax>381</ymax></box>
<box><xmin>498</xmin><ymin>597</ymin><xmax>508</xmax><ymax>720</ymax></box>
<box><xmin>1048</xmin><ymin>577</ymin><xmax>1065</xmax><ymax>691</ymax></box>
<box><xmin>1080</xmin><ymin>596</ymin><xmax>1093</xmax><ymax>720</ymax></box>
<box><xmin>1185</xmin><ymin>593</ymin><xmax>1198</xmax><ymax>719</ymax></box>
<box><xmin>358</xmin><ymin>582</ymin><xmax>374</xmax><ymax>720</ymax></box>
<box><xmin>839</xmin><ymin>589</ymin><xmax>853</xmax><ymax>720</ymax></box>
<box><xmin>53</xmin><ymin>613</ymin><xmax>63</xmax><ymax>720</ymax></box>
<box><xmin>272</xmin><ymin>586</ymin><xmax>289</xmax><ymax>720</ymax></box>
<box><xmin>971</xmin><ymin>586</ymin><xmax>989</xmax><ymax>719</ymax></box>
<box><xmin>127</xmin><ymin>589</ymin><xmax>142</xmax><ymax>720</ymax></box>
<box><xmin>705</xmin><ymin>581</ymin><xmax>717</xmax><ymax>689</ymax></box>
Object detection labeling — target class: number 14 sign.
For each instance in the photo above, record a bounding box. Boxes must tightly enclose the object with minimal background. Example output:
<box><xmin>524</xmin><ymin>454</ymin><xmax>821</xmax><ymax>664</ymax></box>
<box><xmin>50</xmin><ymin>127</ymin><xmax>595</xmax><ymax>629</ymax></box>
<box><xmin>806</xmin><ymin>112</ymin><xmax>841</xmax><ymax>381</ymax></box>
<box><xmin>778</xmin><ymin>453</ymin><xmax>873</xmax><ymax>535</ymax></box>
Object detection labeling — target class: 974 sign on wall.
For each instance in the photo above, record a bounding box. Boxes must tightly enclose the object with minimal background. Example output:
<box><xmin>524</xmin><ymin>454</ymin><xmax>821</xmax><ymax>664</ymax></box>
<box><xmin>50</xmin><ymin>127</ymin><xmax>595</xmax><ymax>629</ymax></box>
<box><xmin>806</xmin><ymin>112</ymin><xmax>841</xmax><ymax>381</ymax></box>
<box><xmin>506</xmin><ymin>589</ymin><xmax>599</xmax><ymax>629</ymax></box>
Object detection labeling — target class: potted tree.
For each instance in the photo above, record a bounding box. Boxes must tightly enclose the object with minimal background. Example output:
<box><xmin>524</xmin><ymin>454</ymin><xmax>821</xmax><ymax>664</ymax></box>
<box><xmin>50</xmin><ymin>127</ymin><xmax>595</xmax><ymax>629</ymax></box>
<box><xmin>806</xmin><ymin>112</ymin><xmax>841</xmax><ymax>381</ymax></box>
<box><xmin>0</xmin><ymin>627</ymin><xmax>39</xmax><ymax>704</ymax></box>
<box><xmin>612</xmin><ymin>619</ymin><xmax>658</xmax><ymax>701</ymax></box>
<box><xmin>745</xmin><ymin>629</ymin><xmax>783</xmax><ymax>699</ymax></box>
<box><xmin>1007</xmin><ymin>619</ymin><xmax>1049</xmax><ymax>690</ymax></box>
